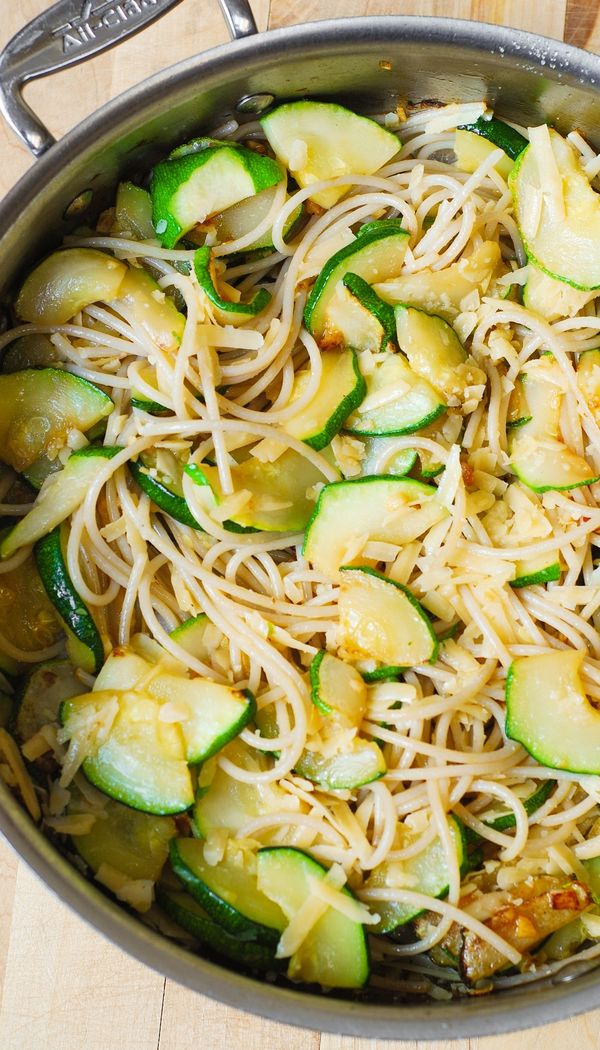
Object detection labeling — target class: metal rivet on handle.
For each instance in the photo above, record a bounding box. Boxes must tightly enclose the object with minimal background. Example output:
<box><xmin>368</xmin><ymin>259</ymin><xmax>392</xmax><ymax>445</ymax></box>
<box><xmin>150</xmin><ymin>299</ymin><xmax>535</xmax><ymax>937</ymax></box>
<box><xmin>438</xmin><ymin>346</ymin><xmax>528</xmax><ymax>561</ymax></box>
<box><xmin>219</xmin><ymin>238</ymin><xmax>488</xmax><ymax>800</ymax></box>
<box><xmin>235</xmin><ymin>93</ymin><xmax>275</xmax><ymax>114</ymax></box>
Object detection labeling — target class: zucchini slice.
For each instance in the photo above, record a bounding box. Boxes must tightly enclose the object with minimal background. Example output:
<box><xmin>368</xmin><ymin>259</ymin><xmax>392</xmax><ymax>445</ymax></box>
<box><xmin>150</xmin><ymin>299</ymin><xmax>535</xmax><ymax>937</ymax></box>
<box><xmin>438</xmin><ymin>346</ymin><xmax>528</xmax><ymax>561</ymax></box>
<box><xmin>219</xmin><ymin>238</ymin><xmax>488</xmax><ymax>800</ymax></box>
<box><xmin>15</xmin><ymin>659</ymin><xmax>82</xmax><ymax>742</ymax></box>
<box><xmin>342</xmin><ymin>272</ymin><xmax>397</xmax><ymax>352</ymax></box>
<box><xmin>0</xmin><ymin>551</ymin><xmax>62</xmax><ymax>660</ymax></box>
<box><xmin>16</xmin><ymin>249</ymin><xmax>127</xmax><ymax>324</ymax></box>
<box><xmin>505</xmin><ymin>650</ymin><xmax>600</xmax><ymax>774</ymax></box>
<box><xmin>148</xmin><ymin>675</ymin><xmax>255</xmax><ymax>765</ymax></box>
<box><xmin>192</xmin><ymin>738</ymin><xmax>288</xmax><ymax>839</ymax></box>
<box><xmin>62</xmin><ymin>688</ymin><xmax>194</xmax><ymax>815</ymax></box>
<box><xmin>129</xmin><ymin>450</ymin><xmax>201</xmax><ymax>530</ymax></box>
<box><xmin>282</xmin><ymin>349</ymin><xmax>365</xmax><ymax>450</ymax></box>
<box><xmin>130</xmin><ymin>364</ymin><xmax>171</xmax><ymax>416</ymax></box>
<box><xmin>374</xmin><ymin>241</ymin><xmax>501</xmax><ymax>321</ymax></box>
<box><xmin>309</xmin><ymin>649</ymin><xmax>366</xmax><ymax>725</ymax></box>
<box><xmin>350</xmin><ymin>436</ymin><xmax>417</xmax><ymax>479</ymax></box>
<box><xmin>0</xmin><ymin>446</ymin><xmax>121</xmax><ymax>560</ymax></box>
<box><xmin>0</xmin><ymin>368</ymin><xmax>113</xmax><ymax>473</ymax></box>
<box><xmin>214</xmin><ymin>183</ymin><xmax>305</xmax><ymax>255</ymax></box>
<box><xmin>511</xmin><ymin>557</ymin><xmax>561</xmax><ymax>589</ymax></box>
<box><xmin>454</xmin><ymin>128</ymin><xmax>513</xmax><ymax>180</ymax></box>
<box><xmin>35</xmin><ymin>525</ymin><xmax>104</xmax><ymax>675</ymax></box>
<box><xmin>338</xmin><ymin>565</ymin><xmax>438</xmax><ymax>667</ymax></box>
<box><xmin>509</xmin><ymin>363</ymin><xmax>599</xmax><ymax>491</ymax></box>
<box><xmin>74</xmin><ymin>798</ymin><xmax>176</xmax><ymax>881</ymax></box>
<box><xmin>110</xmin><ymin>267</ymin><xmax>185</xmax><ymax>350</ymax></box>
<box><xmin>111</xmin><ymin>182</ymin><xmax>155</xmax><ymax>241</ymax></box>
<box><xmin>510</xmin><ymin>126</ymin><xmax>600</xmax><ymax>290</ymax></box>
<box><xmin>169</xmin><ymin>614</ymin><xmax>212</xmax><ymax>663</ymax></box>
<box><xmin>156</xmin><ymin>886</ymin><xmax>277</xmax><ymax>969</ymax></box>
<box><xmin>295</xmin><ymin>738</ymin><xmax>386</xmax><ymax>790</ymax></box>
<box><xmin>1</xmin><ymin>333</ymin><xmax>58</xmax><ymax>374</ymax></box>
<box><xmin>523</xmin><ymin>263</ymin><xmax>596</xmax><ymax>322</ymax></box>
<box><xmin>303</xmin><ymin>476</ymin><xmax>446</xmax><ymax>579</ymax></box>
<box><xmin>95</xmin><ymin>639</ymin><xmax>255</xmax><ymax>765</ymax></box>
<box><xmin>458</xmin><ymin>114</ymin><xmax>528</xmax><ymax>161</ymax></box>
<box><xmin>256</xmin><ymin>846</ymin><xmax>370</xmax><ymax>988</ymax></box>
<box><xmin>260</xmin><ymin>100</ymin><xmax>399</xmax><ymax>209</ymax></box>
<box><xmin>185</xmin><ymin>449</ymin><xmax>326</xmax><ymax>533</ymax></box>
<box><xmin>150</xmin><ymin>143</ymin><xmax>283</xmax><ymax>248</ymax></box>
<box><xmin>577</xmin><ymin>348</ymin><xmax>600</xmax><ymax>425</ymax></box>
<box><xmin>193</xmin><ymin>246</ymin><xmax>271</xmax><ymax>324</ymax></box>
<box><xmin>477</xmin><ymin>779</ymin><xmax>556</xmax><ymax>832</ymax></box>
<box><xmin>344</xmin><ymin>350</ymin><xmax>446</xmax><ymax>437</ymax></box>
<box><xmin>395</xmin><ymin>306</ymin><xmax>484</xmax><ymax>404</ymax></box>
<box><xmin>507</xmin><ymin>375</ymin><xmax>531</xmax><ymax>430</ymax></box>
<box><xmin>170</xmin><ymin>837</ymin><xmax>286</xmax><ymax>946</ymax></box>
<box><xmin>304</xmin><ymin>220</ymin><xmax>409</xmax><ymax>343</ymax></box>
<box><xmin>366</xmin><ymin>815</ymin><xmax>467</xmax><ymax>932</ymax></box>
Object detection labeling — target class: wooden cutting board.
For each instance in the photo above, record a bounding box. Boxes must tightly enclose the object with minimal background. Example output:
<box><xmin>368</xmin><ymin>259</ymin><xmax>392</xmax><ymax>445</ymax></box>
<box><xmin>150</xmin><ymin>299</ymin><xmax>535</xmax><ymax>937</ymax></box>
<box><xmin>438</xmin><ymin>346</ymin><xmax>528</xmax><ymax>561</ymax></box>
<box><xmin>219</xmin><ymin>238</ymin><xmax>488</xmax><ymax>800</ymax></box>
<box><xmin>0</xmin><ymin>2</ymin><xmax>599</xmax><ymax>1048</ymax></box>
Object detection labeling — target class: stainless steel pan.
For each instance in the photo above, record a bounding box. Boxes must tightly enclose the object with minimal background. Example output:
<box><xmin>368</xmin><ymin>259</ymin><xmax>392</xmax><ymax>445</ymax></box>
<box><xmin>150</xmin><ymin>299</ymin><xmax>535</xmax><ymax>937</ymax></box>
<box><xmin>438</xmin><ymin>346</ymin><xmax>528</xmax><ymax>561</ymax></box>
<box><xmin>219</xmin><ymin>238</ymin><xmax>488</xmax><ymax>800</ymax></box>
<box><xmin>1</xmin><ymin>1</ymin><xmax>600</xmax><ymax>1039</ymax></box>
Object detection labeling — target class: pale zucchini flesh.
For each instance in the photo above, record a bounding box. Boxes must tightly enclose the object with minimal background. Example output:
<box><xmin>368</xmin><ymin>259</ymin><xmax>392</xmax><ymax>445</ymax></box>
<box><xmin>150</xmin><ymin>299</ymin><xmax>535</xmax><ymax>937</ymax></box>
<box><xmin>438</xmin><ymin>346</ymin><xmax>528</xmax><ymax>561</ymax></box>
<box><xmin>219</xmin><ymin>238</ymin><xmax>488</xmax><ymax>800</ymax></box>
<box><xmin>454</xmin><ymin>129</ymin><xmax>513</xmax><ymax>180</ymax></box>
<box><xmin>367</xmin><ymin>816</ymin><xmax>466</xmax><ymax>932</ymax></box>
<box><xmin>309</xmin><ymin>649</ymin><xmax>366</xmax><ymax>725</ymax></box>
<box><xmin>395</xmin><ymin>306</ymin><xmax>484</xmax><ymax>404</ymax></box>
<box><xmin>170</xmin><ymin>837</ymin><xmax>286</xmax><ymax>945</ymax></box>
<box><xmin>256</xmin><ymin>846</ymin><xmax>370</xmax><ymax>988</ymax></box>
<box><xmin>509</xmin><ymin>364</ymin><xmax>599</xmax><ymax>491</ymax></box>
<box><xmin>193</xmin><ymin>739</ymin><xmax>288</xmax><ymax>838</ymax></box>
<box><xmin>344</xmin><ymin>350</ymin><xmax>446</xmax><ymax>436</ymax></box>
<box><xmin>338</xmin><ymin>566</ymin><xmax>438</xmax><ymax>667</ymax></box>
<box><xmin>110</xmin><ymin>267</ymin><xmax>185</xmax><ymax>350</ymax></box>
<box><xmin>295</xmin><ymin>737</ymin><xmax>386</xmax><ymax>790</ymax></box>
<box><xmin>0</xmin><ymin>368</ymin><xmax>112</xmax><ymax>473</ymax></box>
<box><xmin>151</xmin><ymin>144</ymin><xmax>283</xmax><ymax>248</ymax></box>
<box><xmin>214</xmin><ymin>183</ymin><xmax>304</xmax><ymax>254</ymax></box>
<box><xmin>282</xmin><ymin>349</ymin><xmax>365</xmax><ymax>450</ymax></box>
<box><xmin>185</xmin><ymin>449</ymin><xmax>327</xmax><ymax>533</ymax></box>
<box><xmin>523</xmin><ymin>263</ymin><xmax>596</xmax><ymax>322</ymax></box>
<box><xmin>111</xmin><ymin>182</ymin><xmax>155</xmax><ymax>240</ymax></box>
<box><xmin>260</xmin><ymin>100</ymin><xmax>399</xmax><ymax>210</ymax></box>
<box><xmin>510</xmin><ymin>127</ymin><xmax>600</xmax><ymax>290</ymax></box>
<box><xmin>577</xmin><ymin>348</ymin><xmax>600</xmax><ymax>425</ymax></box>
<box><xmin>506</xmin><ymin>650</ymin><xmax>600</xmax><ymax>774</ymax></box>
<box><xmin>62</xmin><ymin>689</ymin><xmax>194</xmax><ymax>815</ymax></box>
<box><xmin>74</xmin><ymin>798</ymin><xmax>176</xmax><ymax>881</ymax></box>
<box><xmin>305</xmin><ymin>221</ymin><xmax>409</xmax><ymax>341</ymax></box>
<box><xmin>374</xmin><ymin>241</ymin><xmax>501</xmax><ymax>321</ymax></box>
<box><xmin>0</xmin><ymin>447</ymin><xmax>121</xmax><ymax>560</ymax></box>
<box><xmin>16</xmin><ymin>249</ymin><xmax>127</xmax><ymax>325</ymax></box>
<box><xmin>303</xmin><ymin>476</ymin><xmax>446</xmax><ymax>579</ymax></box>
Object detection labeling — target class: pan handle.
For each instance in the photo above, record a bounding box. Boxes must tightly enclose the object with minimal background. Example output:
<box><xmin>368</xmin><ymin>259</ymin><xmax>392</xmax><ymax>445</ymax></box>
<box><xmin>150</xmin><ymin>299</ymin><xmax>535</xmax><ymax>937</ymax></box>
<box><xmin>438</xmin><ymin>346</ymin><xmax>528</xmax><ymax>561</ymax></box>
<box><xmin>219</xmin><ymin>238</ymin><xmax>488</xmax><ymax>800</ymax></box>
<box><xmin>0</xmin><ymin>0</ymin><xmax>258</xmax><ymax>159</ymax></box>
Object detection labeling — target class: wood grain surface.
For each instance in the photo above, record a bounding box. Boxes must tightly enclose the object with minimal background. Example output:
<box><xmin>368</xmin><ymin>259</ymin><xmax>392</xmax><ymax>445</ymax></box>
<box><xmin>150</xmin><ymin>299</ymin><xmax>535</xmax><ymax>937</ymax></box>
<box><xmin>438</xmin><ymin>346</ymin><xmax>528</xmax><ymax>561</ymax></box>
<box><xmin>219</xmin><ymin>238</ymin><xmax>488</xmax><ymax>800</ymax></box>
<box><xmin>0</xmin><ymin>2</ymin><xmax>599</xmax><ymax>1048</ymax></box>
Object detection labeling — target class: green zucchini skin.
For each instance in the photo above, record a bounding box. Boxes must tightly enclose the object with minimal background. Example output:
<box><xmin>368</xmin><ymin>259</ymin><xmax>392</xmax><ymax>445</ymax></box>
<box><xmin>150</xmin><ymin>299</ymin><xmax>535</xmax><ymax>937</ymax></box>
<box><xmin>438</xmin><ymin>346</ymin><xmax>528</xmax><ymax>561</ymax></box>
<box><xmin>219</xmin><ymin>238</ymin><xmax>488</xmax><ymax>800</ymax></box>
<box><xmin>486</xmin><ymin>779</ymin><xmax>556</xmax><ymax>832</ymax></box>
<box><xmin>285</xmin><ymin>350</ymin><xmax>365</xmax><ymax>452</ymax></box>
<box><xmin>458</xmin><ymin>116</ymin><xmax>528</xmax><ymax>160</ymax></box>
<box><xmin>304</xmin><ymin>219</ymin><xmax>409</xmax><ymax>335</ymax></box>
<box><xmin>169</xmin><ymin>838</ymin><xmax>282</xmax><ymax>947</ymax></box>
<box><xmin>34</xmin><ymin>527</ymin><xmax>104</xmax><ymax>675</ymax></box>
<box><xmin>342</xmin><ymin>272</ymin><xmax>397</xmax><ymax>350</ymax></box>
<box><xmin>155</xmin><ymin>886</ymin><xmax>278</xmax><ymax>970</ymax></box>
<box><xmin>510</xmin><ymin>562</ymin><xmax>561</xmax><ymax>589</ymax></box>
<box><xmin>193</xmin><ymin>246</ymin><xmax>271</xmax><ymax>317</ymax></box>
<box><xmin>128</xmin><ymin>458</ymin><xmax>202</xmax><ymax>530</ymax></box>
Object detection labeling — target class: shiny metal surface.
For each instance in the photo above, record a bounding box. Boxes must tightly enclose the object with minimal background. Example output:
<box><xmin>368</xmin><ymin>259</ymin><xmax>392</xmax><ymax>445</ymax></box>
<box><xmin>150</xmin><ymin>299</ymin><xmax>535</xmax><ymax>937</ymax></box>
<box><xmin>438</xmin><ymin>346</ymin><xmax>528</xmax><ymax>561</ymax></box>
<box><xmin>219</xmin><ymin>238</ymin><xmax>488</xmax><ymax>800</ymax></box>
<box><xmin>0</xmin><ymin>0</ymin><xmax>185</xmax><ymax>155</ymax></box>
<box><xmin>216</xmin><ymin>0</ymin><xmax>258</xmax><ymax>40</ymax></box>
<box><xmin>0</xmin><ymin>6</ymin><xmax>600</xmax><ymax>1040</ymax></box>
